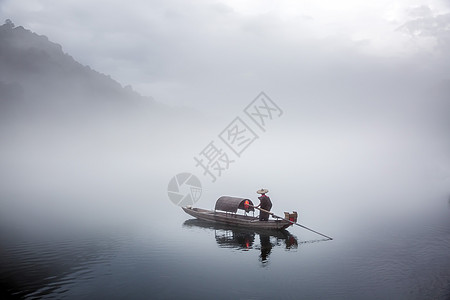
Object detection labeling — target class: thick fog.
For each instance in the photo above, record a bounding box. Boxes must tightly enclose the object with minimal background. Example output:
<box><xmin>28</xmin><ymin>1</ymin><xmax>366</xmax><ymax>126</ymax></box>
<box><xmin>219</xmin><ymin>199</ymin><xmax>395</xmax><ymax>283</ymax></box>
<box><xmin>0</xmin><ymin>1</ymin><xmax>449</xmax><ymax>240</ymax></box>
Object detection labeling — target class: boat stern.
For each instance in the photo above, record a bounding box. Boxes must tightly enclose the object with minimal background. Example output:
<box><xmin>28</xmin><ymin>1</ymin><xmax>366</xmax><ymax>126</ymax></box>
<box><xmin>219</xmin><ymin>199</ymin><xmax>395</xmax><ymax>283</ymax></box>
<box><xmin>284</xmin><ymin>211</ymin><xmax>298</xmax><ymax>227</ymax></box>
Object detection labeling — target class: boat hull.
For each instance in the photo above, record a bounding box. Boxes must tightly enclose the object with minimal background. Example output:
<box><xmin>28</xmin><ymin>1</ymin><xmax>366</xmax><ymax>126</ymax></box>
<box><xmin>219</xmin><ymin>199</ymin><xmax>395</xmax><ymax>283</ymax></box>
<box><xmin>182</xmin><ymin>207</ymin><xmax>292</xmax><ymax>230</ymax></box>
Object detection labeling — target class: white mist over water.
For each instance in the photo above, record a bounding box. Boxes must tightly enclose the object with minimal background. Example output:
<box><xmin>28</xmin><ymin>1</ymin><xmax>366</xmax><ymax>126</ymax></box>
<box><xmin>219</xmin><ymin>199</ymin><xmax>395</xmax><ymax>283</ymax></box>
<box><xmin>1</xmin><ymin>1</ymin><xmax>450</xmax><ymax>298</ymax></box>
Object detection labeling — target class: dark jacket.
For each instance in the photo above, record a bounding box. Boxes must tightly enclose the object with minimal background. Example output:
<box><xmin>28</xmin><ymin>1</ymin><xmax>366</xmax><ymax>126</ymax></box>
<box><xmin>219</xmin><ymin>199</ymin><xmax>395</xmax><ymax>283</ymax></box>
<box><xmin>258</xmin><ymin>195</ymin><xmax>272</xmax><ymax>221</ymax></box>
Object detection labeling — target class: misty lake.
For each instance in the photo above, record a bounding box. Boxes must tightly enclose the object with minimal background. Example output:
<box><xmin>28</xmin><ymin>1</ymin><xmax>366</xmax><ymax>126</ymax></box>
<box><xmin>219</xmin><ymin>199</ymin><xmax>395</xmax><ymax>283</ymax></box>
<box><xmin>1</xmin><ymin>188</ymin><xmax>449</xmax><ymax>300</ymax></box>
<box><xmin>2</xmin><ymin>4</ymin><xmax>450</xmax><ymax>299</ymax></box>
<box><xmin>1</xmin><ymin>105</ymin><xmax>449</xmax><ymax>299</ymax></box>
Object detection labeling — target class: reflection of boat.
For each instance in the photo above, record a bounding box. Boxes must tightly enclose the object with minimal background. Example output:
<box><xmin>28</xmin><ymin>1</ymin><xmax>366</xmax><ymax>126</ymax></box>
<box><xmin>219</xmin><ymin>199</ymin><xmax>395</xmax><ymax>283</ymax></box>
<box><xmin>182</xmin><ymin>196</ymin><xmax>297</xmax><ymax>230</ymax></box>
<box><xmin>183</xmin><ymin>219</ymin><xmax>298</xmax><ymax>247</ymax></box>
<box><xmin>183</xmin><ymin>219</ymin><xmax>298</xmax><ymax>262</ymax></box>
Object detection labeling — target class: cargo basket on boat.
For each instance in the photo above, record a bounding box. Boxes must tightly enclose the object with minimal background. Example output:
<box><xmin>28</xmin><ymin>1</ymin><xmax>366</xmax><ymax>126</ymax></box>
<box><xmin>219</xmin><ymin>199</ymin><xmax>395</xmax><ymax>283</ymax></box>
<box><xmin>214</xmin><ymin>196</ymin><xmax>255</xmax><ymax>213</ymax></box>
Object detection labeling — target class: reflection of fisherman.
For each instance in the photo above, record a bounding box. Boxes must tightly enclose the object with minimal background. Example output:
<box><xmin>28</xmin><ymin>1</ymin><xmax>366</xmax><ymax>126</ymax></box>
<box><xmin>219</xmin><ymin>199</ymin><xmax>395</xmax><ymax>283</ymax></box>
<box><xmin>259</xmin><ymin>234</ymin><xmax>272</xmax><ymax>263</ymax></box>
<box><xmin>256</xmin><ymin>188</ymin><xmax>272</xmax><ymax>221</ymax></box>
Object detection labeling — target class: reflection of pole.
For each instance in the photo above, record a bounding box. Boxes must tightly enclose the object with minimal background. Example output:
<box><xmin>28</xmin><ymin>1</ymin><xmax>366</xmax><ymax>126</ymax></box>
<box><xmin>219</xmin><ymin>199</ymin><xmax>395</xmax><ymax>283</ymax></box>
<box><xmin>251</xmin><ymin>205</ymin><xmax>333</xmax><ymax>240</ymax></box>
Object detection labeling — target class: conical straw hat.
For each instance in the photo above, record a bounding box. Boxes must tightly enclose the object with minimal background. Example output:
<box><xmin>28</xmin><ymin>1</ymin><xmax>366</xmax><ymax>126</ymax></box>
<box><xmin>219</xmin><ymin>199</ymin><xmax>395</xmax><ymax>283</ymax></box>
<box><xmin>256</xmin><ymin>188</ymin><xmax>269</xmax><ymax>194</ymax></box>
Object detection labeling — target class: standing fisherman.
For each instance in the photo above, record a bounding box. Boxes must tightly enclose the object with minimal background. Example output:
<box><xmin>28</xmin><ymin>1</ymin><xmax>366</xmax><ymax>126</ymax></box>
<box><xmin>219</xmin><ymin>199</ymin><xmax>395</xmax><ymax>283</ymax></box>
<box><xmin>256</xmin><ymin>188</ymin><xmax>272</xmax><ymax>221</ymax></box>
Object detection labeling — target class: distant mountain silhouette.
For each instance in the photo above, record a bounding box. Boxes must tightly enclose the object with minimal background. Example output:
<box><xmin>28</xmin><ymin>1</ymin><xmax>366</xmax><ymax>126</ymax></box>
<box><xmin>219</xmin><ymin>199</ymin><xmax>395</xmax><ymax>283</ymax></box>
<box><xmin>0</xmin><ymin>20</ymin><xmax>154</xmax><ymax>114</ymax></box>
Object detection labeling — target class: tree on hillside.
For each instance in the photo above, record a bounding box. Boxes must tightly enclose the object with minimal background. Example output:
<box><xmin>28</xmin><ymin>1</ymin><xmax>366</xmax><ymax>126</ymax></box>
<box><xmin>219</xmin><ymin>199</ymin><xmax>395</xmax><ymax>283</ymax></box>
<box><xmin>4</xmin><ymin>19</ymin><xmax>15</xmax><ymax>29</ymax></box>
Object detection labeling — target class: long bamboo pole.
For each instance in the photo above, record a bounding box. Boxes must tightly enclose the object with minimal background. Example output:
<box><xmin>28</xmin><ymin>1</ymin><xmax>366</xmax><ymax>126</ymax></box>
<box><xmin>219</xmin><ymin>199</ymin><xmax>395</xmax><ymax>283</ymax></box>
<box><xmin>251</xmin><ymin>205</ymin><xmax>333</xmax><ymax>240</ymax></box>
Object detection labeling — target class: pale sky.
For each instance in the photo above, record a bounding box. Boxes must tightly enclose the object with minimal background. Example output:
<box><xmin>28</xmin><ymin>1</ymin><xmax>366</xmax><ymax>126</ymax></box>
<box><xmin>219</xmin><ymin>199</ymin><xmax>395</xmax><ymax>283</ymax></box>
<box><xmin>1</xmin><ymin>0</ymin><xmax>449</xmax><ymax>110</ymax></box>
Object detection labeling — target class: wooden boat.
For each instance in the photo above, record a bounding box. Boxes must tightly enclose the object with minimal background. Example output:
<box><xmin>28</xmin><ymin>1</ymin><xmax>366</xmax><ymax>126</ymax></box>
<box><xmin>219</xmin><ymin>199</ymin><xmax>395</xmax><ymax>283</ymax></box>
<box><xmin>182</xmin><ymin>196</ymin><xmax>298</xmax><ymax>230</ymax></box>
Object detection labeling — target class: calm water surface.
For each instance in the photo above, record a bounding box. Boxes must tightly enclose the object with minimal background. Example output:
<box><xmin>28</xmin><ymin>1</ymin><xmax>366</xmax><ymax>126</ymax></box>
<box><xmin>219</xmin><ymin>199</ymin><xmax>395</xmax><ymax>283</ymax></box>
<box><xmin>1</xmin><ymin>198</ymin><xmax>449</xmax><ymax>300</ymax></box>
